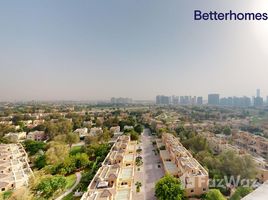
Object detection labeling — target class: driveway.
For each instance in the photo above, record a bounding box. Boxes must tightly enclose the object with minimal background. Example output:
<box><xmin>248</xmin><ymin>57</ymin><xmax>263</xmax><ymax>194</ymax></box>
<box><xmin>141</xmin><ymin>129</ymin><xmax>165</xmax><ymax>200</ymax></box>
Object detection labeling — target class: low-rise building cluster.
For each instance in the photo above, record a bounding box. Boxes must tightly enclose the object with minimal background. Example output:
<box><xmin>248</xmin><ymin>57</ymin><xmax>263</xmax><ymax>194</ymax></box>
<box><xmin>157</xmin><ymin>133</ymin><xmax>209</xmax><ymax>197</ymax></box>
<box><xmin>0</xmin><ymin>143</ymin><xmax>33</xmax><ymax>192</ymax></box>
<box><xmin>233</xmin><ymin>131</ymin><xmax>268</xmax><ymax>158</ymax></box>
<box><xmin>81</xmin><ymin>135</ymin><xmax>137</xmax><ymax>200</ymax></box>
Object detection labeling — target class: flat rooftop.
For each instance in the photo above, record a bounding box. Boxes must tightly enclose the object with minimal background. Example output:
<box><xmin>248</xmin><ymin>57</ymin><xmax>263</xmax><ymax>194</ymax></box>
<box><xmin>123</xmin><ymin>154</ymin><xmax>134</xmax><ymax>163</ymax></box>
<box><xmin>163</xmin><ymin>161</ymin><xmax>178</xmax><ymax>174</ymax></box>
<box><xmin>119</xmin><ymin>168</ymin><xmax>133</xmax><ymax>180</ymax></box>
<box><xmin>160</xmin><ymin>150</ymin><xmax>171</xmax><ymax>160</ymax></box>
<box><xmin>115</xmin><ymin>189</ymin><xmax>131</xmax><ymax>200</ymax></box>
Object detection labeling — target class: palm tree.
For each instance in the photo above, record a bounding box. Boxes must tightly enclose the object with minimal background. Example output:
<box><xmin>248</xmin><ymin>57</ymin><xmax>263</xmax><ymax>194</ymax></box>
<box><xmin>135</xmin><ymin>181</ymin><xmax>142</xmax><ymax>192</ymax></box>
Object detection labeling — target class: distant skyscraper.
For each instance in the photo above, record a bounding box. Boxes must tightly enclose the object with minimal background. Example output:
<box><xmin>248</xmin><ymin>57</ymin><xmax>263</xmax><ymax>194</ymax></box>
<box><xmin>197</xmin><ymin>96</ymin><xmax>203</xmax><ymax>105</ymax></box>
<box><xmin>257</xmin><ymin>89</ymin><xmax>260</xmax><ymax>97</ymax></box>
<box><xmin>111</xmin><ymin>97</ymin><xmax>132</xmax><ymax>104</ymax></box>
<box><xmin>254</xmin><ymin>97</ymin><xmax>263</xmax><ymax>107</ymax></box>
<box><xmin>156</xmin><ymin>95</ymin><xmax>170</xmax><ymax>105</ymax></box>
<box><xmin>208</xmin><ymin>94</ymin><xmax>220</xmax><ymax>105</ymax></box>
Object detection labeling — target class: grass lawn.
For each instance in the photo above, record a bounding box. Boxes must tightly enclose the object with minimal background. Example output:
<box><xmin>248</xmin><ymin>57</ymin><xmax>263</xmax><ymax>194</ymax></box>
<box><xmin>70</xmin><ymin>146</ymin><xmax>83</xmax><ymax>155</ymax></box>
<box><xmin>1</xmin><ymin>191</ymin><xmax>13</xmax><ymax>200</ymax></box>
<box><xmin>65</xmin><ymin>174</ymin><xmax>77</xmax><ymax>189</ymax></box>
<box><xmin>62</xmin><ymin>192</ymin><xmax>81</xmax><ymax>200</ymax></box>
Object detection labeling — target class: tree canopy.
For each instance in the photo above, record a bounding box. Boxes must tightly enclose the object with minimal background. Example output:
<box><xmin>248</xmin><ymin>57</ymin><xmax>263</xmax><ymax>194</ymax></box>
<box><xmin>155</xmin><ymin>175</ymin><xmax>185</xmax><ymax>200</ymax></box>
<box><xmin>204</xmin><ymin>189</ymin><xmax>226</xmax><ymax>200</ymax></box>
<box><xmin>230</xmin><ymin>187</ymin><xmax>253</xmax><ymax>200</ymax></box>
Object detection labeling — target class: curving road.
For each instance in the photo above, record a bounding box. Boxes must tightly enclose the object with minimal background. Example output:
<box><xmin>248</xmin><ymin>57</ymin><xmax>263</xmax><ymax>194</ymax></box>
<box><xmin>55</xmin><ymin>172</ymin><xmax>82</xmax><ymax>200</ymax></box>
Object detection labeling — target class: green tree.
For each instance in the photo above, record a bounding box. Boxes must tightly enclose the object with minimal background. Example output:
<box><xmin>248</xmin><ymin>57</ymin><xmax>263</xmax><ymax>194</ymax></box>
<box><xmin>130</xmin><ymin>131</ymin><xmax>139</xmax><ymax>141</ymax></box>
<box><xmin>45</xmin><ymin>120</ymin><xmax>73</xmax><ymax>139</ymax></box>
<box><xmin>66</xmin><ymin>132</ymin><xmax>80</xmax><ymax>148</ymax></box>
<box><xmin>223</xmin><ymin>126</ymin><xmax>231</xmax><ymax>135</ymax></box>
<box><xmin>34</xmin><ymin>155</ymin><xmax>47</xmax><ymax>169</ymax></box>
<box><xmin>23</xmin><ymin>140</ymin><xmax>46</xmax><ymax>156</ymax></box>
<box><xmin>57</xmin><ymin>157</ymin><xmax>76</xmax><ymax>175</ymax></box>
<box><xmin>135</xmin><ymin>181</ymin><xmax>142</xmax><ymax>192</ymax></box>
<box><xmin>182</xmin><ymin>135</ymin><xmax>209</xmax><ymax>154</ymax></box>
<box><xmin>134</xmin><ymin>124</ymin><xmax>143</xmax><ymax>134</ymax></box>
<box><xmin>45</xmin><ymin>142</ymin><xmax>69</xmax><ymax>165</ymax></box>
<box><xmin>84</xmin><ymin>135</ymin><xmax>98</xmax><ymax>145</ymax></box>
<box><xmin>73</xmin><ymin>153</ymin><xmax>90</xmax><ymax>169</ymax></box>
<box><xmin>205</xmin><ymin>189</ymin><xmax>226</xmax><ymax>200</ymax></box>
<box><xmin>155</xmin><ymin>175</ymin><xmax>185</xmax><ymax>200</ymax></box>
<box><xmin>35</xmin><ymin>176</ymin><xmax>66</xmax><ymax>198</ymax></box>
<box><xmin>230</xmin><ymin>187</ymin><xmax>253</xmax><ymax>200</ymax></box>
<box><xmin>218</xmin><ymin>150</ymin><xmax>257</xmax><ymax>180</ymax></box>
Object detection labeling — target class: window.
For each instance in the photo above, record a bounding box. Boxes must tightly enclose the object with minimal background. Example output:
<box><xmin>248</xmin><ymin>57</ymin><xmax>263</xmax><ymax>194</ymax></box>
<box><xmin>191</xmin><ymin>189</ymin><xmax>194</xmax><ymax>193</ymax></box>
<box><xmin>203</xmin><ymin>188</ymin><xmax>206</xmax><ymax>191</ymax></box>
<box><xmin>1</xmin><ymin>188</ymin><xmax>5</xmax><ymax>191</ymax></box>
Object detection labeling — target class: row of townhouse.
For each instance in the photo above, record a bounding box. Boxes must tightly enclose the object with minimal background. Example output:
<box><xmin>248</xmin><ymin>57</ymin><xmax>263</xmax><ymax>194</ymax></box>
<box><xmin>156</xmin><ymin>133</ymin><xmax>209</xmax><ymax>197</ymax></box>
<box><xmin>0</xmin><ymin>143</ymin><xmax>33</xmax><ymax>192</ymax></box>
<box><xmin>232</xmin><ymin>131</ymin><xmax>268</xmax><ymax>158</ymax></box>
<box><xmin>81</xmin><ymin>135</ymin><xmax>137</xmax><ymax>200</ymax></box>
<box><xmin>4</xmin><ymin>131</ymin><xmax>46</xmax><ymax>142</ymax></box>
<box><xmin>203</xmin><ymin>132</ymin><xmax>242</xmax><ymax>154</ymax></box>
<box><xmin>203</xmin><ymin>132</ymin><xmax>268</xmax><ymax>183</ymax></box>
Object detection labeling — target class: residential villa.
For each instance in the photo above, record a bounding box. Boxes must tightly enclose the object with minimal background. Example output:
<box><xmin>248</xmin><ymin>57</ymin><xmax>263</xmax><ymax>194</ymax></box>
<box><xmin>74</xmin><ymin>128</ymin><xmax>89</xmax><ymax>137</ymax></box>
<box><xmin>204</xmin><ymin>131</ymin><xmax>268</xmax><ymax>183</ymax></box>
<box><xmin>26</xmin><ymin>131</ymin><xmax>46</xmax><ymax>141</ymax></box>
<box><xmin>89</xmin><ymin>127</ymin><xmax>103</xmax><ymax>136</ymax></box>
<box><xmin>253</xmin><ymin>157</ymin><xmax>268</xmax><ymax>183</ymax></box>
<box><xmin>233</xmin><ymin>131</ymin><xmax>268</xmax><ymax>158</ymax></box>
<box><xmin>203</xmin><ymin>132</ymin><xmax>243</xmax><ymax>154</ymax></box>
<box><xmin>156</xmin><ymin>133</ymin><xmax>209</xmax><ymax>197</ymax></box>
<box><xmin>4</xmin><ymin>132</ymin><xmax>26</xmax><ymax>143</ymax></box>
<box><xmin>110</xmin><ymin>126</ymin><xmax>121</xmax><ymax>134</ymax></box>
<box><xmin>81</xmin><ymin>135</ymin><xmax>137</xmax><ymax>200</ymax></box>
<box><xmin>0</xmin><ymin>143</ymin><xmax>33</xmax><ymax>192</ymax></box>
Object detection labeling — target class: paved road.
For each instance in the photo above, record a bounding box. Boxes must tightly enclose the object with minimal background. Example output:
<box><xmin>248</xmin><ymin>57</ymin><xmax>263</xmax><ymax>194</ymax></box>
<box><xmin>55</xmin><ymin>172</ymin><xmax>82</xmax><ymax>200</ymax></box>
<box><xmin>142</xmin><ymin>129</ymin><xmax>165</xmax><ymax>200</ymax></box>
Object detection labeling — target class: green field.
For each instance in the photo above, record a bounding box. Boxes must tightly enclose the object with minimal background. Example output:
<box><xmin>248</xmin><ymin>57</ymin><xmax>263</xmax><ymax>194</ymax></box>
<box><xmin>65</xmin><ymin>174</ymin><xmax>77</xmax><ymax>189</ymax></box>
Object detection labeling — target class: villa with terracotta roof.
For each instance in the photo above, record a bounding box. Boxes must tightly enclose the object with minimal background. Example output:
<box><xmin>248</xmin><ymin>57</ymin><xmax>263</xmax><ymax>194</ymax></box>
<box><xmin>81</xmin><ymin>135</ymin><xmax>137</xmax><ymax>200</ymax></box>
<box><xmin>0</xmin><ymin>143</ymin><xmax>33</xmax><ymax>192</ymax></box>
<box><xmin>157</xmin><ymin>133</ymin><xmax>209</xmax><ymax>197</ymax></box>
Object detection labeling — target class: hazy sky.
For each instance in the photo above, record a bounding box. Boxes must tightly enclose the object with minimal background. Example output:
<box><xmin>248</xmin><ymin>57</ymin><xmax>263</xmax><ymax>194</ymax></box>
<box><xmin>1</xmin><ymin>0</ymin><xmax>268</xmax><ymax>101</ymax></box>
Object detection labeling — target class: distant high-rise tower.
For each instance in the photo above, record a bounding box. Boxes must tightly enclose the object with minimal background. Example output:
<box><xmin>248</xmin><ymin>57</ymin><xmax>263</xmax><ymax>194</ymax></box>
<box><xmin>197</xmin><ymin>96</ymin><xmax>203</xmax><ymax>105</ymax></box>
<box><xmin>156</xmin><ymin>95</ymin><xmax>170</xmax><ymax>105</ymax></box>
<box><xmin>257</xmin><ymin>89</ymin><xmax>260</xmax><ymax>97</ymax></box>
<box><xmin>208</xmin><ymin>94</ymin><xmax>220</xmax><ymax>105</ymax></box>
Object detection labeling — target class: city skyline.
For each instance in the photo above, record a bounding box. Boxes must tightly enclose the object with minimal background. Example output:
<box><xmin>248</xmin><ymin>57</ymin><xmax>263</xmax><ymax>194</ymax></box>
<box><xmin>1</xmin><ymin>0</ymin><xmax>268</xmax><ymax>101</ymax></box>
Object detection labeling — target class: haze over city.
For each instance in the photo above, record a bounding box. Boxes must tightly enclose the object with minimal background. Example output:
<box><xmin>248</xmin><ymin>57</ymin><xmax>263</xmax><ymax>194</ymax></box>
<box><xmin>1</xmin><ymin>0</ymin><xmax>268</xmax><ymax>101</ymax></box>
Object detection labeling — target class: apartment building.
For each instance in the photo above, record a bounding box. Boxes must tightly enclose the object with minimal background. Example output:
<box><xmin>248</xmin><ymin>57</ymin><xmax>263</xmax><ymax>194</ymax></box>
<box><xmin>81</xmin><ymin>135</ymin><xmax>137</xmax><ymax>200</ymax></box>
<box><xmin>233</xmin><ymin>131</ymin><xmax>268</xmax><ymax>158</ymax></box>
<box><xmin>0</xmin><ymin>144</ymin><xmax>33</xmax><ymax>192</ymax></box>
<box><xmin>157</xmin><ymin>133</ymin><xmax>209</xmax><ymax>197</ymax></box>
